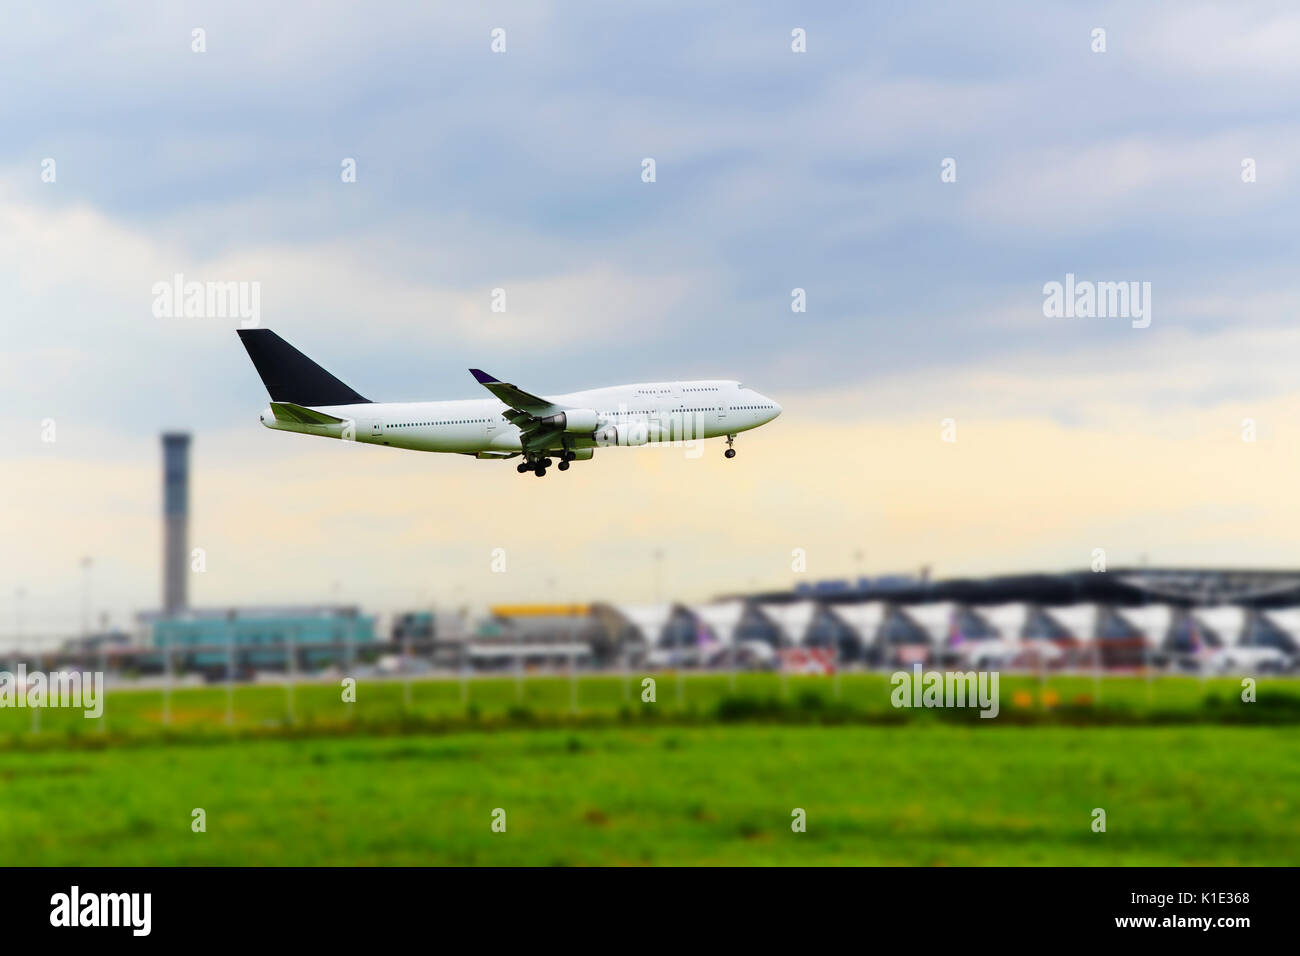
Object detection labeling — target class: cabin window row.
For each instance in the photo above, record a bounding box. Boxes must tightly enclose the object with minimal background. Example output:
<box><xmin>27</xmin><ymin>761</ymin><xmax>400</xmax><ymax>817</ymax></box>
<box><xmin>394</xmin><ymin>419</ymin><xmax>489</xmax><ymax>427</ymax></box>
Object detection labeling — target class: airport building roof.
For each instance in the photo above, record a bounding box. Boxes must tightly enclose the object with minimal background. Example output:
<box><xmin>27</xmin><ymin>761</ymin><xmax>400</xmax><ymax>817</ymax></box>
<box><xmin>753</xmin><ymin>568</ymin><xmax>1300</xmax><ymax>608</ymax></box>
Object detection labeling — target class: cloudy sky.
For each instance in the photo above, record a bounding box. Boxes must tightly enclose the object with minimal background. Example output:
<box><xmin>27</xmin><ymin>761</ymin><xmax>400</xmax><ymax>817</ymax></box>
<box><xmin>4</xmin><ymin>1</ymin><xmax>1300</xmax><ymax>637</ymax></box>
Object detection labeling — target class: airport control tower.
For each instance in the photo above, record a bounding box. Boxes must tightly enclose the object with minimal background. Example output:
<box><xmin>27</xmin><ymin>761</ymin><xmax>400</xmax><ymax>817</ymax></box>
<box><xmin>162</xmin><ymin>433</ymin><xmax>191</xmax><ymax>615</ymax></box>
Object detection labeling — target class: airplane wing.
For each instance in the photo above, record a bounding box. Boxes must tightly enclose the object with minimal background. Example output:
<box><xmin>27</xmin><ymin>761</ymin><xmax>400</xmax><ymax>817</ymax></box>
<box><xmin>468</xmin><ymin>369</ymin><xmax>567</xmax><ymax>454</ymax></box>
<box><xmin>468</xmin><ymin>369</ymin><xmax>562</xmax><ymax>417</ymax></box>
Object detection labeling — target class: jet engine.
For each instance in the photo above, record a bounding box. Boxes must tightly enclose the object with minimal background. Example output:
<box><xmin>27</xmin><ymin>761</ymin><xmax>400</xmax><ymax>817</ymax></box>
<box><xmin>593</xmin><ymin>422</ymin><xmax>652</xmax><ymax>446</ymax></box>
<box><xmin>541</xmin><ymin>408</ymin><xmax>599</xmax><ymax>434</ymax></box>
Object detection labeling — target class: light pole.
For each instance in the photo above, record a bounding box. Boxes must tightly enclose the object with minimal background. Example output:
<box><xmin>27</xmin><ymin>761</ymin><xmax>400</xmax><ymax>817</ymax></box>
<box><xmin>29</xmin><ymin>627</ymin><xmax>39</xmax><ymax>733</ymax></box>
<box><xmin>515</xmin><ymin>626</ymin><xmax>524</xmax><ymax>705</ymax></box>
<box><xmin>285</xmin><ymin>623</ymin><xmax>296</xmax><ymax>724</ymax></box>
<box><xmin>163</xmin><ymin>620</ymin><xmax>173</xmax><ymax>726</ymax></box>
<box><xmin>226</xmin><ymin>608</ymin><xmax>236</xmax><ymax>727</ymax></box>
<box><xmin>403</xmin><ymin>614</ymin><xmax>414</xmax><ymax>713</ymax></box>
<box><xmin>569</xmin><ymin>648</ymin><xmax>578</xmax><ymax>715</ymax></box>
<box><xmin>80</xmin><ymin>557</ymin><xmax>93</xmax><ymax>637</ymax></box>
<box><xmin>12</xmin><ymin>587</ymin><xmax>24</xmax><ymax>673</ymax></box>
<box><xmin>97</xmin><ymin>610</ymin><xmax>109</xmax><ymax>735</ymax></box>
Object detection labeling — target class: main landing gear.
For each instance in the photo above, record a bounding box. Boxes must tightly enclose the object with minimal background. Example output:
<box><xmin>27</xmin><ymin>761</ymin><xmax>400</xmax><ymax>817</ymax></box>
<box><xmin>724</xmin><ymin>434</ymin><xmax>736</xmax><ymax>459</ymax></box>
<box><xmin>518</xmin><ymin>451</ymin><xmax>576</xmax><ymax>477</ymax></box>
<box><xmin>517</xmin><ymin>457</ymin><xmax>551</xmax><ymax>476</ymax></box>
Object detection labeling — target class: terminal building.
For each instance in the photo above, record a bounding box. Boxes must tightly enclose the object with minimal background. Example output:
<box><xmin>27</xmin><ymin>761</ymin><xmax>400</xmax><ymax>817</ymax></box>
<box><xmin>468</xmin><ymin>605</ymin><xmax>605</xmax><ymax>670</ymax></box>
<box><xmin>588</xmin><ymin>569</ymin><xmax>1300</xmax><ymax>673</ymax></box>
<box><xmin>138</xmin><ymin>605</ymin><xmax>377</xmax><ymax>675</ymax></box>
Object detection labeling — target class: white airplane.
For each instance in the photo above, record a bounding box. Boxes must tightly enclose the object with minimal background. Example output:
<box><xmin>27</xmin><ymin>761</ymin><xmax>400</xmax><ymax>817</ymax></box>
<box><xmin>238</xmin><ymin>329</ymin><xmax>782</xmax><ymax>476</ymax></box>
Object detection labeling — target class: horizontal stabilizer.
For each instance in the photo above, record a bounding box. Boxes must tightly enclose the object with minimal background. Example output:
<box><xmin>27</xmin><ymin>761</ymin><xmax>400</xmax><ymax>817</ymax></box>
<box><xmin>269</xmin><ymin>402</ymin><xmax>346</xmax><ymax>425</ymax></box>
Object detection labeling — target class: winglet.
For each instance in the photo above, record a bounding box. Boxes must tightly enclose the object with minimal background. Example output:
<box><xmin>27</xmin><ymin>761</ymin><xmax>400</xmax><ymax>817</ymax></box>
<box><xmin>469</xmin><ymin>368</ymin><xmax>498</xmax><ymax>384</ymax></box>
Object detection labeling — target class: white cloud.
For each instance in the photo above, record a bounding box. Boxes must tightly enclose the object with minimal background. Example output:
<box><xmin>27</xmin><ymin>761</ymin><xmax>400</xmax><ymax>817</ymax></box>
<box><xmin>1142</xmin><ymin>3</ymin><xmax>1300</xmax><ymax>77</ymax></box>
<box><xmin>964</xmin><ymin>129</ymin><xmax>1300</xmax><ymax>232</ymax></box>
<box><xmin>0</xmin><ymin>176</ymin><xmax>710</xmax><ymax>418</ymax></box>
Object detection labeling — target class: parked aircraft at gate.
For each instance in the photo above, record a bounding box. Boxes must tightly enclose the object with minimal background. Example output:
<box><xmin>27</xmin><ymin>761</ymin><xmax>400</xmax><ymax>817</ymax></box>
<box><xmin>237</xmin><ymin>329</ymin><xmax>781</xmax><ymax>476</ymax></box>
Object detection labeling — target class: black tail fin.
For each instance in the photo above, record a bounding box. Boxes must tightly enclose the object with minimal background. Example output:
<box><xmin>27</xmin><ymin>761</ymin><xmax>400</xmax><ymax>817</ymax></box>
<box><xmin>237</xmin><ymin>329</ymin><xmax>371</xmax><ymax>406</ymax></box>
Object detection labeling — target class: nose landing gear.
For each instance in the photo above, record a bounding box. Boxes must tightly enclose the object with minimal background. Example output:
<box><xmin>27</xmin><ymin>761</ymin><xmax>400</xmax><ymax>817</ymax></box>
<box><xmin>724</xmin><ymin>434</ymin><xmax>736</xmax><ymax>459</ymax></box>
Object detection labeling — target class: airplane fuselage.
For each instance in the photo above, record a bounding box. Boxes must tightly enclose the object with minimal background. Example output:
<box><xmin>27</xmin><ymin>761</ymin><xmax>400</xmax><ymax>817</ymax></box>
<box><xmin>259</xmin><ymin>379</ymin><xmax>781</xmax><ymax>457</ymax></box>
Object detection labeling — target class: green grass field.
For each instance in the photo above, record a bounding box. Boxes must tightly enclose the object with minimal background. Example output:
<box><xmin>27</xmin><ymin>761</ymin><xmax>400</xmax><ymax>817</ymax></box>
<box><xmin>0</xmin><ymin>674</ymin><xmax>1296</xmax><ymax>865</ymax></box>
<box><xmin>0</xmin><ymin>724</ymin><xmax>1296</xmax><ymax>865</ymax></box>
<box><xmin>0</xmin><ymin>671</ymin><xmax>1285</xmax><ymax>739</ymax></box>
